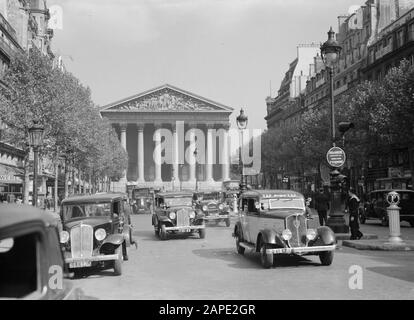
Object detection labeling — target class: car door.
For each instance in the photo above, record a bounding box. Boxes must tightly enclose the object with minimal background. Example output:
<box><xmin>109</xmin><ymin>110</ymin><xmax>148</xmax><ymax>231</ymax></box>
<box><xmin>112</xmin><ymin>200</ymin><xmax>121</xmax><ymax>234</ymax></box>
<box><xmin>239</xmin><ymin>197</ymin><xmax>250</xmax><ymax>242</ymax></box>
<box><xmin>245</xmin><ymin>198</ymin><xmax>260</xmax><ymax>244</ymax></box>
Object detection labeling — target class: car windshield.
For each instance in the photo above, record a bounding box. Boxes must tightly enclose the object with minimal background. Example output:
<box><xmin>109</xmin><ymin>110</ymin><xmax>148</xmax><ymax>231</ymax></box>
<box><xmin>164</xmin><ymin>197</ymin><xmax>193</xmax><ymax>207</ymax></box>
<box><xmin>262</xmin><ymin>198</ymin><xmax>305</xmax><ymax>210</ymax></box>
<box><xmin>63</xmin><ymin>202</ymin><xmax>112</xmax><ymax>220</ymax></box>
<box><xmin>223</xmin><ymin>182</ymin><xmax>239</xmax><ymax>190</ymax></box>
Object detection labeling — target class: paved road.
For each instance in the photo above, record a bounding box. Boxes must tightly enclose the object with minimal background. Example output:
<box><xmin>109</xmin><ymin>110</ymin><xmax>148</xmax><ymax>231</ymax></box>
<box><xmin>71</xmin><ymin>214</ymin><xmax>414</xmax><ymax>300</ymax></box>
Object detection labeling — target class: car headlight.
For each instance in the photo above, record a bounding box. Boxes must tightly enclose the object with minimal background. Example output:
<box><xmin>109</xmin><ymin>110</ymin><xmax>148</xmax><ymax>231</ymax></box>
<box><xmin>306</xmin><ymin>229</ymin><xmax>317</xmax><ymax>241</ymax></box>
<box><xmin>219</xmin><ymin>204</ymin><xmax>224</xmax><ymax>210</ymax></box>
<box><xmin>95</xmin><ymin>228</ymin><xmax>107</xmax><ymax>241</ymax></box>
<box><xmin>189</xmin><ymin>211</ymin><xmax>196</xmax><ymax>219</ymax></box>
<box><xmin>169</xmin><ymin>212</ymin><xmax>176</xmax><ymax>220</ymax></box>
<box><xmin>60</xmin><ymin>231</ymin><xmax>69</xmax><ymax>244</ymax></box>
<box><xmin>282</xmin><ymin>229</ymin><xmax>292</xmax><ymax>241</ymax></box>
<box><xmin>202</xmin><ymin>205</ymin><xmax>208</xmax><ymax>211</ymax></box>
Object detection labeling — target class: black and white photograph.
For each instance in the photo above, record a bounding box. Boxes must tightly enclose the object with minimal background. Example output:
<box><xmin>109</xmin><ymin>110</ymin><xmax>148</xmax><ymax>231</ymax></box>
<box><xmin>0</xmin><ymin>0</ymin><xmax>414</xmax><ymax>305</ymax></box>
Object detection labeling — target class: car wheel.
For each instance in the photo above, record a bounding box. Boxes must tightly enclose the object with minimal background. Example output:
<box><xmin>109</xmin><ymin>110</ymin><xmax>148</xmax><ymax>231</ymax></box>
<box><xmin>113</xmin><ymin>246</ymin><xmax>123</xmax><ymax>276</ymax></box>
<box><xmin>159</xmin><ymin>224</ymin><xmax>168</xmax><ymax>241</ymax></box>
<box><xmin>381</xmin><ymin>215</ymin><xmax>389</xmax><ymax>227</ymax></box>
<box><xmin>235</xmin><ymin>230</ymin><xmax>245</xmax><ymax>255</ymax></box>
<box><xmin>199</xmin><ymin>228</ymin><xmax>206</xmax><ymax>239</ymax></box>
<box><xmin>260</xmin><ymin>243</ymin><xmax>273</xmax><ymax>269</ymax></box>
<box><xmin>225</xmin><ymin>218</ymin><xmax>231</xmax><ymax>227</ymax></box>
<box><xmin>319</xmin><ymin>251</ymin><xmax>334</xmax><ymax>266</ymax></box>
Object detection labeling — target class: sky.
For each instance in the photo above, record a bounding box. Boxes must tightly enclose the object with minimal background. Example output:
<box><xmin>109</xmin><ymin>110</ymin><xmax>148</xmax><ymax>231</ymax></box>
<box><xmin>48</xmin><ymin>0</ymin><xmax>364</xmax><ymax>130</ymax></box>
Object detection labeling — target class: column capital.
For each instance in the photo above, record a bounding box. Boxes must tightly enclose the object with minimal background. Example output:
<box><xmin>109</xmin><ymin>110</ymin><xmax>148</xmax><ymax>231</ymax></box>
<box><xmin>136</xmin><ymin>123</ymin><xmax>145</xmax><ymax>131</ymax></box>
<box><xmin>119</xmin><ymin>123</ymin><xmax>128</xmax><ymax>131</ymax></box>
<box><xmin>188</xmin><ymin>122</ymin><xmax>199</xmax><ymax>129</ymax></box>
<box><xmin>222</xmin><ymin>123</ymin><xmax>231</xmax><ymax>131</ymax></box>
<box><xmin>206</xmin><ymin>124</ymin><xmax>216</xmax><ymax>130</ymax></box>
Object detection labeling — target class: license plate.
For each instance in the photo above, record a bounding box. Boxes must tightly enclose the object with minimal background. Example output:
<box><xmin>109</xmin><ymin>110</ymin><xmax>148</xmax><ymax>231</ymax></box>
<box><xmin>180</xmin><ymin>229</ymin><xmax>191</xmax><ymax>233</ymax></box>
<box><xmin>69</xmin><ymin>261</ymin><xmax>92</xmax><ymax>268</ymax></box>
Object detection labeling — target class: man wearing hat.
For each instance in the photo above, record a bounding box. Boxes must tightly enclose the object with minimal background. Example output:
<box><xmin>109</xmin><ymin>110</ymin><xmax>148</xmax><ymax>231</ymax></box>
<box><xmin>348</xmin><ymin>188</ymin><xmax>363</xmax><ymax>240</ymax></box>
<box><xmin>315</xmin><ymin>187</ymin><xmax>330</xmax><ymax>226</ymax></box>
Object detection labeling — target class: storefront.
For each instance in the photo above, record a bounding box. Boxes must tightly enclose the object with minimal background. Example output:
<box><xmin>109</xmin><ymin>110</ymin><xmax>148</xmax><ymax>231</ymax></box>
<box><xmin>0</xmin><ymin>164</ymin><xmax>23</xmax><ymax>202</ymax></box>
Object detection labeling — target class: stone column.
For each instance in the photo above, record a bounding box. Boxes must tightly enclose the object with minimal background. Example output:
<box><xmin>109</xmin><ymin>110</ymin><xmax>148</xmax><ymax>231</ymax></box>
<box><xmin>221</xmin><ymin>123</ymin><xmax>230</xmax><ymax>181</ymax></box>
<box><xmin>172</xmin><ymin>123</ymin><xmax>180</xmax><ymax>186</ymax></box>
<box><xmin>188</xmin><ymin>123</ymin><xmax>197</xmax><ymax>184</ymax></box>
<box><xmin>120</xmin><ymin>123</ymin><xmax>128</xmax><ymax>181</ymax></box>
<box><xmin>137</xmin><ymin>124</ymin><xmax>145</xmax><ymax>184</ymax></box>
<box><xmin>205</xmin><ymin>124</ymin><xmax>215</xmax><ymax>183</ymax></box>
<box><xmin>154</xmin><ymin>124</ymin><xmax>163</xmax><ymax>184</ymax></box>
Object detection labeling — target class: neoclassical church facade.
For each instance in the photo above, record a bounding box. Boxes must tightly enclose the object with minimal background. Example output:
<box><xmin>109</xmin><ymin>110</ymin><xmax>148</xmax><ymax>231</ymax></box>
<box><xmin>100</xmin><ymin>84</ymin><xmax>234</xmax><ymax>192</ymax></box>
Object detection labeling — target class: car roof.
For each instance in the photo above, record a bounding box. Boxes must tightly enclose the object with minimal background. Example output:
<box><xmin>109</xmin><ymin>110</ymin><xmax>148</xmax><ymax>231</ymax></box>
<box><xmin>0</xmin><ymin>204</ymin><xmax>57</xmax><ymax>230</ymax></box>
<box><xmin>370</xmin><ymin>189</ymin><xmax>414</xmax><ymax>194</ymax></box>
<box><xmin>157</xmin><ymin>191</ymin><xmax>193</xmax><ymax>197</ymax></box>
<box><xmin>241</xmin><ymin>190</ymin><xmax>304</xmax><ymax>198</ymax></box>
<box><xmin>61</xmin><ymin>193</ymin><xmax>125</xmax><ymax>205</ymax></box>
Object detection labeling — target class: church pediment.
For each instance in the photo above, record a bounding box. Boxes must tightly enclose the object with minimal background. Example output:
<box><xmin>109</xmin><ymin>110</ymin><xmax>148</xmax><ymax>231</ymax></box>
<box><xmin>101</xmin><ymin>84</ymin><xmax>233</xmax><ymax>113</ymax></box>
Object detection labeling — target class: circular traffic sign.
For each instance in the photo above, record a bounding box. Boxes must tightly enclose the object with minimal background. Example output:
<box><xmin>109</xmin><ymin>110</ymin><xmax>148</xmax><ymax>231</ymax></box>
<box><xmin>326</xmin><ymin>147</ymin><xmax>346</xmax><ymax>168</ymax></box>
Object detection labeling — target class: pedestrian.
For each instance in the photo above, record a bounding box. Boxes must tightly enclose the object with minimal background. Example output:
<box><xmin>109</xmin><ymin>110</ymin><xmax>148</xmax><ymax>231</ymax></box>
<box><xmin>347</xmin><ymin>188</ymin><xmax>363</xmax><ymax>240</ymax></box>
<box><xmin>315</xmin><ymin>187</ymin><xmax>330</xmax><ymax>226</ymax></box>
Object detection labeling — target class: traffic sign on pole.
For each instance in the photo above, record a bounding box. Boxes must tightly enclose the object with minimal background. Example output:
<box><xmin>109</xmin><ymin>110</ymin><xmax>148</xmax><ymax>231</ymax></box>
<box><xmin>326</xmin><ymin>147</ymin><xmax>346</xmax><ymax>168</ymax></box>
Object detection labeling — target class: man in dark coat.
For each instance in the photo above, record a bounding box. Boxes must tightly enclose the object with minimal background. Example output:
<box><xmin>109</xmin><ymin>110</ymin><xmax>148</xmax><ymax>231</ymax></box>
<box><xmin>315</xmin><ymin>188</ymin><xmax>330</xmax><ymax>226</ymax></box>
<box><xmin>348</xmin><ymin>188</ymin><xmax>363</xmax><ymax>240</ymax></box>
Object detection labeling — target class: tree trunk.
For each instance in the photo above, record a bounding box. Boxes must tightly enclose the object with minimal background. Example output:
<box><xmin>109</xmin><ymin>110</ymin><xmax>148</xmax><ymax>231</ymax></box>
<box><xmin>88</xmin><ymin>171</ymin><xmax>92</xmax><ymax>195</ymax></box>
<box><xmin>23</xmin><ymin>153</ymin><xmax>30</xmax><ymax>205</ymax></box>
<box><xmin>54</xmin><ymin>163</ymin><xmax>59</xmax><ymax>212</ymax></box>
<box><xmin>64</xmin><ymin>159</ymin><xmax>69</xmax><ymax>199</ymax></box>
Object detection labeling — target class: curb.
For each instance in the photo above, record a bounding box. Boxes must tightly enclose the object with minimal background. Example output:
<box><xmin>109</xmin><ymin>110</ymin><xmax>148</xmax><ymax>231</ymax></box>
<box><xmin>342</xmin><ymin>239</ymin><xmax>414</xmax><ymax>251</ymax></box>
<box><xmin>335</xmin><ymin>233</ymin><xmax>378</xmax><ymax>241</ymax></box>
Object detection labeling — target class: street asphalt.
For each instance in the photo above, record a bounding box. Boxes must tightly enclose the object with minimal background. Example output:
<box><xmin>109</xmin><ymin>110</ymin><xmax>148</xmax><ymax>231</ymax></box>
<box><xmin>70</xmin><ymin>213</ymin><xmax>414</xmax><ymax>300</ymax></box>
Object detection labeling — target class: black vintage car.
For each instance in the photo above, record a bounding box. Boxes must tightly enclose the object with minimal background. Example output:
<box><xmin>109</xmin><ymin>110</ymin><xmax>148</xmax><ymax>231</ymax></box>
<box><xmin>152</xmin><ymin>191</ymin><xmax>206</xmax><ymax>240</ymax></box>
<box><xmin>193</xmin><ymin>191</ymin><xmax>231</xmax><ymax>227</ymax></box>
<box><xmin>0</xmin><ymin>205</ymin><xmax>84</xmax><ymax>300</ymax></box>
<box><xmin>222</xmin><ymin>180</ymin><xmax>240</xmax><ymax>211</ymax></box>
<box><xmin>130</xmin><ymin>187</ymin><xmax>155</xmax><ymax>214</ymax></box>
<box><xmin>360</xmin><ymin>189</ymin><xmax>414</xmax><ymax>227</ymax></box>
<box><xmin>60</xmin><ymin>193</ymin><xmax>135</xmax><ymax>276</ymax></box>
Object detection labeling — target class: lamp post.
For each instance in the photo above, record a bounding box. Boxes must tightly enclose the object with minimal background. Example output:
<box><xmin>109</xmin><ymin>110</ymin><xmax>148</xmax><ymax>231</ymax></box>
<box><xmin>194</xmin><ymin>148</ymin><xmax>198</xmax><ymax>191</ymax></box>
<box><xmin>237</xmin><ymin>108</ymin><xmax>248</xmax><ymax>193</ymax></box>
<box><xmin>29</xmin><ymin>120</ymin><xmax>44</xmax><ymax>207</ymax></box>
<box><xmin>321</xmin><ymin>27</ymin><xmax>349</xmax><ymax>233</ymax></box>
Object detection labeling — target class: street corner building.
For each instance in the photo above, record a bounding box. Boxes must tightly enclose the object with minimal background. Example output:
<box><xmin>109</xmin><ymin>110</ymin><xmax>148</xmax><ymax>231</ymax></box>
<box><xmin>100</xmin><ymin>84</ymin><xmax>234</xmax><ymax>193</ymax></box>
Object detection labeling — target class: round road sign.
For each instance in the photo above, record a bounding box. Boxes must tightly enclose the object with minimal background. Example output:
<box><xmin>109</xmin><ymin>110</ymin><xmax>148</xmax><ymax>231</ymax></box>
<box><xmin>326</xmin><ymin>147</ymin><xmax>346</xmax><ymax>168</ymax></box>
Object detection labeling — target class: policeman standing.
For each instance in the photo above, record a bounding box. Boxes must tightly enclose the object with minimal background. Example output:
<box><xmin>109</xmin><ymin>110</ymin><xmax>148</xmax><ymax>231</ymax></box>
<box><xmin>315</xmin><ymin>188</ymin><xmax>330</xmax><ymax>226</ymax></box>
<box><xmin>348</xmin><ymin>188</ymin><xmax>363</xmax><ymax>240</ymax></box>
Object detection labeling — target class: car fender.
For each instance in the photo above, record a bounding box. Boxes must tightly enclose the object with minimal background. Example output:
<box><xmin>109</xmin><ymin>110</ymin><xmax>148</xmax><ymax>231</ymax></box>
<box><xmin>234</xmin><ymin>221</ymin><xmax>244</xmax><ymax>239</ymax></box>
<box><xmin>315</xmin><ymin>226</ymin><xmax>336</xmax><ymax>245</ymax></box>
<box><xmin>157</xmin><ymin>215</ymin><xmax>171</xmax><ymax>223</ymax></box>
<box><xmin>102</xmin><ymin>234</ymin><xmax>125</xmax><ymax>247</ymax></box>
<box><xmin>256</xmin><ymin>229</ymin><xmax>285</xmax><ymax>251</ymax></box>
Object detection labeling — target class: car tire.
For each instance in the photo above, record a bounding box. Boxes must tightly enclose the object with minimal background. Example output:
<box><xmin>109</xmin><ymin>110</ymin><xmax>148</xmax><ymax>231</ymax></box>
<box><xmin>225</xmin><ymin>218</ymin><xmax>231</xmax><ymax>227</ymax></box>
<box><xmin>113</xmin><ymin>246</ymin><xmax>123</xmax><ymax>276</ymax></box>
<box><xmin>260</xmin><ymin>244</ymin><xmax>273</xmax><ymax>269</ymax></box>
<box><xmin>199</xmin><ymin>228</ymin><xmax>206</xmax><ymax>239</ymax></box>
<box><xmin>159</xmin><ymin>224</ymin><xmax>168</xmax><ymax>241</ymax></box>
<box><xmin>319</xmin><ymin>251</ymin><xmax>334</xmax><ymax>266</ymax></box>
<box><xmin>235</xmin><ymin>230</ymin><xmax>245</xmax><ymax>255</ymax></box>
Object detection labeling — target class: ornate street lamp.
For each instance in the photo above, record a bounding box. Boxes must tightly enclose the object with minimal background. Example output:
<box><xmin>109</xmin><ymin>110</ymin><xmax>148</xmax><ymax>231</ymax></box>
<box><xmin>29</xmin><ymin>120</ymin><xmax>44</xmax><ymax>207</ymax></box>
<box><xmin>237</xmin><ymin>108</ymin><xmax>248</xmax><ymax>193</ymax></box>
<box><xmin>194</xmin><ymin>148</ymin><xmax>198</xmax><ymax>191</ymax></box>
<box><xmin>321</xmin><ymin>27</ymin><xmax>349</xmax><ymax>233</ymax></box>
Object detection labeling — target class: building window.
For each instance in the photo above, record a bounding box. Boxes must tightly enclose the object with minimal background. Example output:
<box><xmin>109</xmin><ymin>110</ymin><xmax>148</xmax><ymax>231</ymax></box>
<box><xmin>408</xmin><ymin>23</ymin><xmax>414</xmax><ymax>42</ymax></box>
<box><xmin>397</xmin><ymin>29</ymin><xmax>404</xmax><ymax>48</ymax></box>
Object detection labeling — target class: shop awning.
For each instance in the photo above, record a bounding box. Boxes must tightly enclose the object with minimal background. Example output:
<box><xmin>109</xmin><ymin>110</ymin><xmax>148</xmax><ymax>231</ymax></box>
<box><xmin>0</xmin><ymin>164</ymin><xmax>24</xmax><ymax>184</ymax></box>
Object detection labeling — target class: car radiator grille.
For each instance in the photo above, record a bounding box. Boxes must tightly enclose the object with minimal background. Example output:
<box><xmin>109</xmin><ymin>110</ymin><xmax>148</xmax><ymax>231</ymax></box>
<box><xmin>207</xmin><ymin>204</ymin><xmax>219</xmax><ymax>215</ymax></box>
<box><xmin>70</xmin><ymin>224</ymin><xmax>93</xmax><ymax>259</ymax></box>
<box><xmin>176</xmin><ymin>209</ymin><xmax>190</xmax><ymax>227</ymax></box>
<box><xmin>286</xmin><ymin>215</ymin><xmax>307</xmax><ymax>248</ymax></box>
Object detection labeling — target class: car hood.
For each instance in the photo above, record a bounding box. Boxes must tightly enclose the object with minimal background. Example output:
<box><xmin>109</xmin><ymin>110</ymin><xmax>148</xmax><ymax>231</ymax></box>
<box><xmin>264</xmin><ymin>209</ymin><xmax>305</xmax><ymax>219</ymax></box>
<box><xmin>167</xmin><ymin>206</ymin><xmax>194</xmax><ymax>212</ymax></box>
<box><xmin>63</xmin><ymin>217</ymin><xmax>112</xmax><ymax>230</ymax></box>
<box><xmin>200</xmin><ymin>200</ymin><xmax>219</xmax><ymax>205</ymax></box>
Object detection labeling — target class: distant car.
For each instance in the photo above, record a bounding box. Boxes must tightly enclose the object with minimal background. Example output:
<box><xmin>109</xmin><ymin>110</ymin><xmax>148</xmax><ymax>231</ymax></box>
<box><xmin>360</xmin><ymin>190</ymin><xmax>414</xmax><ymax>227</ymax></box>
<box><xmin>152</xmin><ymin>191</ymin><xmax>206</xmax><ymax>240</ymax></box>
<box><xmin>222</xmin><ymin>180</ymin><xmax>240</xmax><ymax>210</ymax></box>
<box><xmin>0</xmin><ymin>205</ymin><xmax>84</xmax><ymax>300</ymax></box>
<box><xmin>131</xmin><ymin>187</ymin><xmax>155</xmax><ymax>215</ymax></box>
<box><xmin>60</xmin><ymin>193</ymin><xmax>135</xmax><ymax>276</ymax></box>
<box><xmin>233</xmin><ymin>190</ymin><xmax>336</xmax><ymax>269</ymax></box>
<box><xmin>193</xmin><ymin>191</ymin><xmax>231</xmax><ymax>227</ymax></box>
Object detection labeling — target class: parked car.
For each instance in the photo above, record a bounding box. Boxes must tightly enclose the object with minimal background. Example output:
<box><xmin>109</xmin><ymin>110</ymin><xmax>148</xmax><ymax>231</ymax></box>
<box><xmin>0</xmin><ymin>205</ymin><xmax>84</xmax><ymax>300</ymax></box>
<box><xmin>60</xmin><ymin>193</ymin><xmax>135</xmax><ymax>276</ymax></box>
<box><xmin>360</xmin><ymin>189</ymin><xmax>414</xmax><ymax>227</ymax></box>
<box><xmin>131</xmin><ymin>187</ymin><xmax>155</xmax><ymax>214</ymax></box>
<box><xmin>233</xmin><ymin>190</ymin><xmax>336</xmax><ymax>269</ymax></box>
<box><xmin>193</xmin><ymin>191</ymin><xmax>231</xmax><ymax>227</ymax></box>
<box><xmin>152</xmin><ymin>191</ymin><xmax>206</xmax><ymax>240</ymax></box>
<box><xmin>222</xmin><ymin>180</ymin><xmax>240</xmax><ymax>211</ymax></box>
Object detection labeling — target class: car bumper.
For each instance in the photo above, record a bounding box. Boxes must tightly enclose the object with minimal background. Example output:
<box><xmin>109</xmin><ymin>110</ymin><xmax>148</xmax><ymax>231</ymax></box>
<box><xmin>65</xmin><ymin>253</ymin><xmax>120</xmax><ymax>264</ymax></box>
<box><xmin>265</xmin><ymin>245</ymin><xmax>336</xmax><ymax>255</ymax></box>
<box><xmin>165</xmin><ymin>225</ymin><xmax>205</xmax><ymax>231</ymax></box>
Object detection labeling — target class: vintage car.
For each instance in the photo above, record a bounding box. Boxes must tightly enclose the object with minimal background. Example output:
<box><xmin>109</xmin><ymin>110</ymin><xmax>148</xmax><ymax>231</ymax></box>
<box><xmin>360</xmin><ymin>189</ymin><xmax>414</xmax><ymax>227</ymax></box>
<box><xmin>130</xmin><ymin>187</ymin><xmax>155</xmax><ymax>215</ymax></box>
<box><xmin>193</xmin><ymin>191</ymin><xmax>231</xmax><ymax>227</ymax></box>
<box><xmin>222</xmin><ymin>180</ymin><xmax>240</xmax><ymax>210</ymax></box>
<box><xmin>233</xmin><ymin>190</ymin><xmax>336</xmax><ymax>269</ymax></box>
<box><xmin>0</xmin><ymin>205</ymin><xmax>84</xmax><ymax>300</ymax></box>
<box><xmin>60</xmin><ymin>193</ymin><xmax>135</xmax><ymax>276</ymax></box>
<box><xmin>152</xmin><ymin>191</ymin><xmax>206</xmax><ymax>240</ymax></box>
